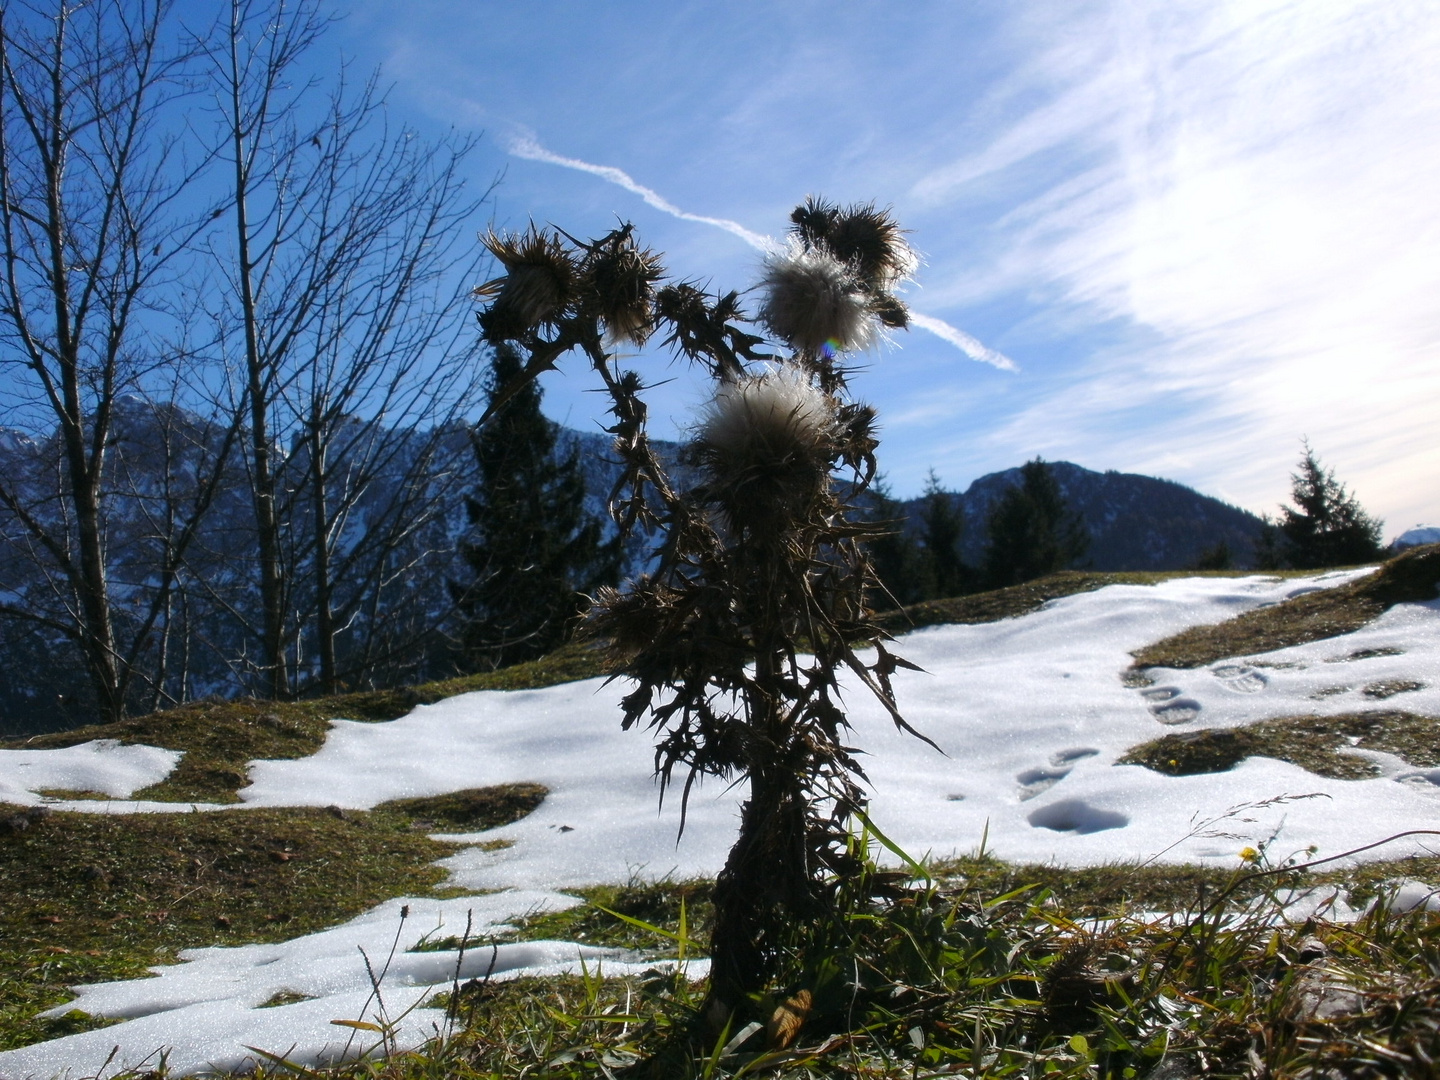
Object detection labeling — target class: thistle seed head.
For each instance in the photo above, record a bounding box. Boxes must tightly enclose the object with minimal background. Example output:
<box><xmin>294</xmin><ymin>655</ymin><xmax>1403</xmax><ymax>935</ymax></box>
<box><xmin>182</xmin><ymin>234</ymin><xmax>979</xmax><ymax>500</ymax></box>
<box><xmin>757</xmin><ymin>242</ymin><xmax>876</xmax><ymax>355</ymax></box>
<box><xmin>477</xmin><ymin>227</ymin><xmax>577</xmax><ymax>340</ymax></box>
<box><xmin>582</xmin><ymin>238</ymin><xmax>663</xmax><ymax>346</ymax></box>
<box><xmin>699</xmin><ymin>365</ymin><xmax>834</xmax><ymax>466</ymax></box>
<box><xmin>789</xmin><ymin>197</ymin><xmax>917</xmax><ymax>291</ymax></box>
<box><xmin>695</xmin><ymin>366</ymin><xmax>837</xmax><ymax>532</ymax></box>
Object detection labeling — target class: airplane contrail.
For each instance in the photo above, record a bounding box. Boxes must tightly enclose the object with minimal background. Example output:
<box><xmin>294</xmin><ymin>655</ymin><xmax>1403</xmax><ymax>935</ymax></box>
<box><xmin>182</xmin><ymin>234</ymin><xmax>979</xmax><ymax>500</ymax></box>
<box><xmin>504</xmin><ymin>133</ymin><xmax>1018</xmax><ymax>372</ymax></box>
<box><xmin>507</xmin><ymin>134</ymin><xmax>777</xmax><ymax>253</ymax></box>
<box><xmin>908</xmin><ymin>313</ymin><xmax>1018</xmax><ymax>372</ymax></box>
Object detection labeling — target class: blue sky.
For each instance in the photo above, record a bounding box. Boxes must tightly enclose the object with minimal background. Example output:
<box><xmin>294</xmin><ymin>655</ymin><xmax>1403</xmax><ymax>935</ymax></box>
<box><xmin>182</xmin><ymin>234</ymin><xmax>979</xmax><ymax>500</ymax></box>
<box><xmin>333</xmin><ymin>0</ymin><xmax>1439</xmax><ymax>535</ymax></box>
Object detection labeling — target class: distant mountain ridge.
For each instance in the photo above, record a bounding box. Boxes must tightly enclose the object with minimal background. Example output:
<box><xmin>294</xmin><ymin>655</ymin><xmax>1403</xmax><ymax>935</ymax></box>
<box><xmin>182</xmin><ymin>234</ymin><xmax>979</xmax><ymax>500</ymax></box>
<box><xmin>0</xmin><ymin>406</ymin><xmax>1263</xmax><ymax>733</ymax></box>
<box><xmin>554</xmin><ymin>428</ymin><xmax>1267</xmax><ymax>572</ymax></box>
<box><xmin>897</xmin><ymin>461</ymin><xmax>1265</xmax><ymax>571</ymax></box>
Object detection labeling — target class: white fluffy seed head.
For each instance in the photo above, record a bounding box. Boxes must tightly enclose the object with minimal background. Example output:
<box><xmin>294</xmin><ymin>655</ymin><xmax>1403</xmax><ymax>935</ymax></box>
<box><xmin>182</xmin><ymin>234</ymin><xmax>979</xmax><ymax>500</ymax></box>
<box><xmin>698</xmin><ymin>365</ymin><xmax>835</xmax><ymax>468</ymax></box>
<box><xmin>694</xmin><ymin>366</ymin><xmax>837</xmax><ymax>535</ymax></box>
<box><xmin>757</xmin><ymin>243</ymin><xmax>876</xmax><ymax>355</ymax></box>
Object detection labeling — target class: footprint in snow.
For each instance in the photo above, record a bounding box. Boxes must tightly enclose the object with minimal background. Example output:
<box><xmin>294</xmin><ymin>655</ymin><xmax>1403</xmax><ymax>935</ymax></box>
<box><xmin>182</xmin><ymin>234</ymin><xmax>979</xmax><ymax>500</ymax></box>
<box><xmin>1211</xmin><ymin>663</ymin><xmax>1267</xmax><ymax>694</ymax></box>
<box><xmin>1396</xmin><ymin>769</ymin><xmax>1440</xmax><ymax>792</ymax></box>
<box><xmin>1151</xmin><ymin>699</ymin><xmax>1202</xmax><ymax>725</ymax></box>
<box><xmin>1051</xmin><ymin>747</ymin><xmax>1100</xmax><ymax>767</ymax></box>
<box><xmin>1016</xmin><ymin>767</ymin><xmax>1068</xmax><ymax>801</ymax></box>
<box><xmin>1015</xmin><ymin>748</ymin><xmax>1101</xmax><ymax>801</ymax></box>
<box><xmin>1131</xmin><ymin>681</ymin><xmax>1200</xmax><ymax>724</ymax></box>
<box><xmin>1028</xmin><ymin>799</ymin><xmax>1128</xmax><ymax>834</ymax></box>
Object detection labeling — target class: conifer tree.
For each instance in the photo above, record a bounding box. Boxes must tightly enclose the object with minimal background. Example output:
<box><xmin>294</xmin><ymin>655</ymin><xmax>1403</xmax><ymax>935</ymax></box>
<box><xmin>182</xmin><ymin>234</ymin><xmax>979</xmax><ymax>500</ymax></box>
<box><xmin>1253</xmin><ymin>513</ymin><xmax>1284</xmax><ymax>570</ymax></box>
<box><xmin>1277</xmin><ymin>444</ymin><xmax>1384</xmax><ymax>569</ymax></box>
<box><xmin>864</xmin><ymin>477</ymin><xmax>925</xmax><ymax>609</ymax></box>
<box><xmin>1191</xmin><ymin>539</ymin><xmax>1234</xmax><ymax>570</ymax></box>
<box><xmin>919</xmin><ymin>469</ymin><xmax>974</xmax><ymax>598</ymax></box>
<box><xmin>982</xmin><ymin>457</ymin><xmax>1088</xmax><ymax>588</ymax></box>
<box><xmin>454</xmin><ymin>345</ymin><xmax>619</xmax><ymax>670</ymax></box>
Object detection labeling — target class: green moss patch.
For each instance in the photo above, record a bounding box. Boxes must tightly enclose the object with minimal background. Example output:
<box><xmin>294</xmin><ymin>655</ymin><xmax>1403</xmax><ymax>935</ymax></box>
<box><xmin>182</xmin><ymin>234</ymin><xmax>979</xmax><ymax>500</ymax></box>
<box><xmin>1131</xmin><ymin>543</ymin><xmax>1440</xmax><ymax>672</ymax></box>
<box><xmin>1362</xmin><ymin>679</ymin><xmax>1425</xmax><ymax>699</ymax></box>
<box><xmin>0</xmin><ymin>783</ymin><xmax>545</xmax><ymax>1052</ymax></box>
<box><xmin>368</xmin><ymin>784</ymin><xmax>547</xmax><ymax>834</ymax></box>
<box><xmin>257</xmin><ymin>990</ymin><xmax>317</xmax><ymax>1008</ymax></box>
<box><xmin>1119</xmin><ymin>710</ymin><xmax>1440</xmax><ymax>779</ymax></box>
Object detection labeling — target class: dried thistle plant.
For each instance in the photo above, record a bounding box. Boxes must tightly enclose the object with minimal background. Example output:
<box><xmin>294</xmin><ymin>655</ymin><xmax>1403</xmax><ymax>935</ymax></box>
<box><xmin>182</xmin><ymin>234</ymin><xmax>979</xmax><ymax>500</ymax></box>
<box><xmin>473</xmin><ymin>199</ymin><xmax>931</xmax><ymax>1025</ymax></box>
<box><xmin>576</xmin><ymin>225</ymin><xmax>664</xmax><ymax>346</ymax></box>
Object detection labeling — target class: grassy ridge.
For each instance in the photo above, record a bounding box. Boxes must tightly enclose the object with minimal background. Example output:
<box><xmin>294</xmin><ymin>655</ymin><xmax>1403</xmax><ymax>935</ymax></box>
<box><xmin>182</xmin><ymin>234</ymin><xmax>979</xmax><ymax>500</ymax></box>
<box><xmin>874</xmin><ymin>568</ymin><xmax>1267</xmax><ymax>636</ymax></box>
<box><xmin>1130</xmin><ymin>543</ymin><xmax>1440</xmax><ymax>671</ymax></box>
<box><xmin>8</xmin><ymin>559</ymin><xmax>1415</xmax><ymax>804</ymax></box>
<box><xmin>1122</xmin><ymin>709</ymin><xmax>1440</xmax><ymax>779</ymax></box>
<box><xmin>2</xmin><ymin>640</ymin><xmax>609</xmax><ymax>803</ymax></box>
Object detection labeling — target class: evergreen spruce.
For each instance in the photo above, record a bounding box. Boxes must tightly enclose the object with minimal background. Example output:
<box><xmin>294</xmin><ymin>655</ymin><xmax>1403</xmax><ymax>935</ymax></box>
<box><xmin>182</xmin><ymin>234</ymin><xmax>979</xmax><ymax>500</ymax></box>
<box><xmin>919</xmin><ymin>469</ymin><xmax>975</xmax><ymax>599</ymax></box>
<box><xmin>1191</xmin><ymin>539</ymin><xmax>1234</xmax><ymax>571</ymax></box>
<box><xmin>1253</xmin><ymin>513</ymin><xmax>1284</xmax><ymax>570</ymax></box>
<box><xmin>1277</xmin><ymin>444</ymin><xmax>1384</xmax><ymax>569</ymax></box>
<box><xmin>982</xmin><ymin>458</ymin><xmax>1089</xmax><ymax>588</ymax></box>
<box><xmin>864</xmin><ymin>477</ymin><xmax>926</xmax><ymax>609</ymax></box>
<box><xmin>454</xmin><ymin>345</ymin><xmax>619</xmax><ymax>670</ymax></box>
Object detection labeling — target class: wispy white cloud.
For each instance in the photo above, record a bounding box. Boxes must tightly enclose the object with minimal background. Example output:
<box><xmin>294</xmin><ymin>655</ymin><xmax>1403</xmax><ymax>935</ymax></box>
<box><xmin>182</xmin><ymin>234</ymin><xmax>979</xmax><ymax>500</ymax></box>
<box><xmin>503</xmin><ymin>132</ymin><xmax>1018</xmax><ymax>371</ymax></box>
<box><xmin>356</xmin><ymin>0</ymin><xmax>1436</xmax><ymax>527</ymax></box>
<box><xmin>911</xmin><ymin>0</ymin><xmax>1440</xmax><ymax>529</ymax></box>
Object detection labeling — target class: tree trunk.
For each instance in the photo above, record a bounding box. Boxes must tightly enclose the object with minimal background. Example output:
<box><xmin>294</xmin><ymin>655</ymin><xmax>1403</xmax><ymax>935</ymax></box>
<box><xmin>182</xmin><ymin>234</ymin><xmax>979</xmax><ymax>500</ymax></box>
<box><xmin>228</xmin><ymin>26</ymin><xmax>288</xmax><ymax>700</ymax></box>
<box><xmin>309</xmin><ymin>424</ymin><xmax>337</xmax><ymax>695</ymax></box>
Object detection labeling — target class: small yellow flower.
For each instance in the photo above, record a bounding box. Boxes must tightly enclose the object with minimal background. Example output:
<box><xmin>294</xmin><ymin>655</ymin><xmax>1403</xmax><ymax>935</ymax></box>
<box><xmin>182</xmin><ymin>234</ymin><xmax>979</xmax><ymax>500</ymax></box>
<box><xmin>1239</xmin><ymin>847</ymin><xmax>1260</xmax><ymax>864</ymax></box>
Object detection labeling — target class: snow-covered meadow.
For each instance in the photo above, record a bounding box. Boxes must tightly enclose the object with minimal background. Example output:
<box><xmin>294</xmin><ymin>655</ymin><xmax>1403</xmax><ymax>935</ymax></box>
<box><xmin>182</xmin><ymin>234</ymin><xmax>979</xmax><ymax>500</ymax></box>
<box><xmin>2</xmin><ymin>569</ymin><xmax>1438</xmax><ymax>1078</ymax></box>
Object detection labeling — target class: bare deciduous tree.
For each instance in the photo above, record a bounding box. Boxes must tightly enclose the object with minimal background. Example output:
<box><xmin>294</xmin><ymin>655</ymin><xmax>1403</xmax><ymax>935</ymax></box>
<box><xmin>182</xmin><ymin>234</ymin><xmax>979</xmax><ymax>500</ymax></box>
<box><xmin>198</xmin><ymin>0</ymin><xmax>490</xmax><ymax>698</ymax></box>
<box><xmin>0</xmin><ymin>0</ymin><xmax>212</xmax><ymax>723</ymax></box>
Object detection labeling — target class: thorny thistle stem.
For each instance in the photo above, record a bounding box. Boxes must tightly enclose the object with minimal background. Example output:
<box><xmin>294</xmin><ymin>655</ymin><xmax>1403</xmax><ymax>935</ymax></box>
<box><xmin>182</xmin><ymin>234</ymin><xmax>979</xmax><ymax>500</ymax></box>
<box><xmin>473</xmin><ymin>200</ymin><xmax>935</xmax><ymax>1025</ymax></box>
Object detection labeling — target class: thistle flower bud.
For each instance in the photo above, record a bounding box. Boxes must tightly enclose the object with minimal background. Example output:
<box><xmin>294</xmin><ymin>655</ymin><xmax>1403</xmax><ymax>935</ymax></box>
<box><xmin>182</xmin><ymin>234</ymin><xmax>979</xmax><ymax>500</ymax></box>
<box><xmin>695</xmin><ymin>365</ymin><xmax>837</xmax><ymax>533</ymax></box>
<box><xmin>477</xmin><ymin>228</ymin><xmax>576</xmax><ymax>341</ymax></box>
<box><xmin>757</xmin><ymin>243</ymin><xmax>875</xmax><ymax>355</ymax></box>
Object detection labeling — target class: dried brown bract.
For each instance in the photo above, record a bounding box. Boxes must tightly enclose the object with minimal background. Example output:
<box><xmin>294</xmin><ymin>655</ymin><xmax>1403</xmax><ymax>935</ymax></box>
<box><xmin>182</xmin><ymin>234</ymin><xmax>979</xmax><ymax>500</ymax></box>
<box><xmin>477</xmin><ymin>227</ymin><xmax>577</xmax><ymax>342</ymax></box>
<box><xmin>794</xmin><ymin>197</ymin><xmax>916</xmax><ymax>289</ymax></box>
<box><xmin>579</xmin><ymin>229</ymin><xmax>663</xmax><ymax>346</ymax></box>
